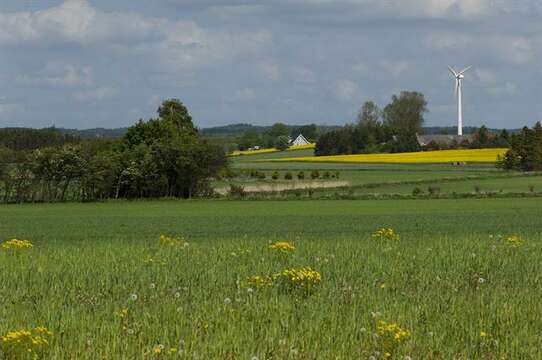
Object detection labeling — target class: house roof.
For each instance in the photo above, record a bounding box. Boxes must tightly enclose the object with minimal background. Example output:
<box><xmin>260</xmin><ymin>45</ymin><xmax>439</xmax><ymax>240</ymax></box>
<box><xmin>416</xmin><ymin>134</ymin><xmax>473</xmax><ymax>146</ymax></box>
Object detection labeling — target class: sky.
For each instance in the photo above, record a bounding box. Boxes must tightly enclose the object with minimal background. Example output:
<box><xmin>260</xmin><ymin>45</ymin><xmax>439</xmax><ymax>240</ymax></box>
<box><xmin>0</xmin><ymin>0</ymin><xmax>541</xmax><ymax>130</ymax></box>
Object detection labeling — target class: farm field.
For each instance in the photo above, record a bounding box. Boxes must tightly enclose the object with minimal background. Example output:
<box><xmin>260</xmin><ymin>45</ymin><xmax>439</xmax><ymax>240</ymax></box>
<box><xmin>221</xmin><ymin>148</ymin><xmax>542</xmax><ymax>198</ymax></box>
<box><xmin>271</xmin><ymin>149</ymin><xmax>508</xmax><ymax>164</ymax></box>
<box><xmin>2</xmin><ymin>199</ymin><xmax>542</xmax><ymax>358</ymax></box>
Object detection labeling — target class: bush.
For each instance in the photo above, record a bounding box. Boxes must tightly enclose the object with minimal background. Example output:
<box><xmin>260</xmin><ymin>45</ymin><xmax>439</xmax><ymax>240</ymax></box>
<box><xmin>272</xmin><ymin>171</ymin><xmax>279</xmax><ymax>180</ymax></box>
<box><xmin>310</xmin><ymin>170</ymin><xmax>320</xmax><ymax>179</ymax></box>
<box><xmin>427</xmin><ymin>186</ymin><xmax>441</xmax><ymax>196</ymax></box>
<box><xmin>229</xmin><ymin>184</ymin><xmax>246</xmax><ymax>198</ymax></box>
<box><xmin>297</xmin><ymin>171</ymin><xmax>305</xmax><ymax>180</ymax></box>
<box><xmin>474</xmin><ymin>185</ymin><xmax>481</xmax><ymax>193</ymax></box>
<box><xmin>257</xmin><ymin>172</ymin><xmax>266</xmax><ymax>180</ymax></box>
<box><xmin>323</xmin><ymin>171</ymin><xmax>331</xmax><ymax>179</ymax></box>
<box><xmin>284</xmin><ymin>172</ymin><xmax>293</xmax><ymax>180</ymax></box>
<box><xmin>412</xmin><ymin>187</ymin><xmax>422</xmax><ymax>196</ymax></box>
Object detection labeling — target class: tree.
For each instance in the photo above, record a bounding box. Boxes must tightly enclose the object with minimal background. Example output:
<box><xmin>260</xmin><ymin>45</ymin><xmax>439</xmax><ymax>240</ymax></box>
<box><xmin>357</xmin><ymin>101</ymin><xmax>380</xmax><ymax>127</ymax></box>
<box><xmin>269</xmin><ymin>123</ymin><xmax>290</xmax><ymax>138</ymax></box>
<box><xmin>157</xmin><ymin>99</ymin><xmax>197</xmax><ymax>135</ymax></box>
<box><xmin>383</xmin><ymin>91</ymin><xmax>427</xmax><ymax>153</ymax></box>
<box><xmin>274</xmin><ymin>136</ymin><xmax>290</xmax><ymax>151</ymax></box>
<box><xmin>498</xmin><ymin>122</ymin><xmax>542</xmax><ymax>171</ymax></box>
<box><xmin>383</xmin><ymin>91</ymin><xmax>427</xmax><ymax>135</ymax></box>
<box><xmin>237</xmin><ymin>130</ymin><xmax>261</xmax><ymax>151</ymax></box>
<box><xmin>291</xmin><ymin>124</ymin><xmax>317</xmax><ymax>141</ymax></box>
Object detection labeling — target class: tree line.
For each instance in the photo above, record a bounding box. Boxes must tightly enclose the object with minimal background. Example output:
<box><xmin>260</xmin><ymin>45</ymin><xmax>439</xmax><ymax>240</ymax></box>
<box><xmin>0</xmin><ymin>99</ymin><xmax>227</xmax><ymax>203</ymax></box>
<box><xmin>498</xmin><ymin>122</ymin><xmax>542</xmax><ymax>171</ymax></box>
<box><xmin>315</xmin><ymin>91</ymin><xmax>511</xmax><ymax>156</ymax></box>
<box><xmin>316</xmin><ymin>91</ymin><xmax>427</xmax><ymax>155</ymax></box>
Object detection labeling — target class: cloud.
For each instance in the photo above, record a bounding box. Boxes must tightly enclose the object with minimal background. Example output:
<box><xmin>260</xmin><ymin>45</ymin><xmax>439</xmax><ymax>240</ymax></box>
<box><xmin>74</xmin><ymin>86</ymin><xmax>117</xmax><ymax>101</ymax></box>
<box><xmin>380</xmin><ymin>61</ymin><xmax>411</xmax><ymax>77</ymax></box>
<box><xmin>331</xmin><ymin>79</ymin><xmax>361</xmax><ymax>101</ymax></box>
<box><xmin>19</xmin><ymin>63</ymin><xmax>93</xmax><ymax>87</ymax></box>
<box><xmin>488</xmin><ymin>82</ymin><xmax>519</xmax><ymax>97</ymax></box>
<box><xmin>258</xmin><ymin>62</ymin><xmax>281</xmax><ymax>81</ymax></box>
<box><xmin>0</xmin><ymin>0</ymin><xmax>272</xmax><ymax>73</ymax></box>
<box><xmin>474</xmin><ymin>68</ymin><xmax>497</xmax><ymax>83</ymax></box>
<box><xmin>425</xmin><ymin>32</ymin><xmax>535</xmax><ymax>65</ymax></box>
<box><xmin>231</xmin><ymin>88</ymin><xmax>256</xmax><ymax>101</ymax></box>
<box><xmin>0</xmin><ymin>0</ymin><xmax>159</xmax><ymax>45</ymax></box>
<box><xmin>291</xmin><ymin>67</ymin><xmax>316</xmax><ymax>83</ymax></box>
<box><xmin>0</xmin><ymin>102</ymin><xmax>24</xmax><ymax>114</ymax></box>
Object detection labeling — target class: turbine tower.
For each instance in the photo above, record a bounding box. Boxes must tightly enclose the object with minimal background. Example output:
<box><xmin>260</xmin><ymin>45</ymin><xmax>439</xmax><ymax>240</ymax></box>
<box><xmin>448</xmin><ymin>66</ymin><xmax>472</xmax><ymax>136</ymax></box>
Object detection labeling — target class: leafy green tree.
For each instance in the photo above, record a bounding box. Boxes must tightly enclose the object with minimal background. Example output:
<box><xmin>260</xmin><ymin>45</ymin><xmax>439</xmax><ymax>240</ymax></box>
<box><xmin>237</xmin><ymin>130</ymin><xmax>261</xmax><ymax>151</ymax></box>
<box><xmin>357</xmin><ymin>101</ymin><xmax>381</xmax><ymax>127</ymax></box>
<box><xmin>275</xmin><ymin>136</ymin><xmax>290</xmax><ymax>151</ymax></box>
<box><xmin>269</xmin><ymin>123</ymin><xmax>290</xmax><ymax>138</ymax></box>
<box><xmin>157</xmin><ymin>99</ymin><xmax>197</xmax><ymax>135</ymax></box>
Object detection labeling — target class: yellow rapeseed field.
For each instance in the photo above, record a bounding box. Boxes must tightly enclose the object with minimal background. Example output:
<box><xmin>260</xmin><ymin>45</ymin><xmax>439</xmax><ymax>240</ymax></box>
<box><xmin>230</xmin><ymin>143</ymin><xmax>315</xmax><ymax>156</ymax></box>
<box><xmin>272</xmin><ymin>148</ymin><xmax>507</xmax><ymax>163</ymax></box>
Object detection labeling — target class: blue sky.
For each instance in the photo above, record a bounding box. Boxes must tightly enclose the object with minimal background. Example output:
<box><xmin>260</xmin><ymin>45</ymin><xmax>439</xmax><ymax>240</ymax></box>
<box><xmin>0</xmin><ymin>0</ymin><xmax>540</xmax><ymax>129</ymax></box>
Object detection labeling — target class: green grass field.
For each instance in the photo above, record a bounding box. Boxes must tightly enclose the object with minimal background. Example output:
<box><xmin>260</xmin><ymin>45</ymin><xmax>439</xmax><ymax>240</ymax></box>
<box><xmin>224</xmin><ymin>149</ymin><xmax>542</xmax><ymax>199</ymax></box>
<box><xmin>2</xmin><ymin>199</ymin><xmax>542</xmax><ymax>358</ymax></box>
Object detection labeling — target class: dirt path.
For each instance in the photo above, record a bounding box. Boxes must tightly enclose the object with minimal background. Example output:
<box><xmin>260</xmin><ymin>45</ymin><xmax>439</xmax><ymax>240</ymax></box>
<box><xmin>215</xmin><ymin>181</ymin><xmax>350</xmax><ymax>195</ymax></box>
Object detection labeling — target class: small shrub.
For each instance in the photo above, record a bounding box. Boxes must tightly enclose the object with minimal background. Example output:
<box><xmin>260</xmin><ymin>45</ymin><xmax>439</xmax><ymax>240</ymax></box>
<box><xmin>297</xmin><ymin>171</ymin><xmax>305</xmax><ymax>180</ymax></box>
<box><xmin>529</xmin><ymin>185</ymin><xmax>535</xmax><ymax>193</ymax></box>
<box><xmin>412</xmin><ymin>187</ymin><xmax>422</xmax><ymax>196</ymax></box>
<box><xmin>310</xmin><ymin>170</ymin><xmax>320</xmax><ymax>179</ymax></box>
<box><xmin>284</xmin><ymin>172</ymin><xmax>293</xmax><ymax>180</ymax></box>
<box><xmin>323</xmin><ymin>171</ymin><xmax>331</xmax><ymax>179</ymax></box>
<box><xmin>474</xmin><ymin>185</ymin><xmax>481</xmax><ymax>193</ymax></box>
<box><xmin>427</xmin><ymin>186</ymin><xmax>441</xmax><ymax>196</ymax></box>
<box><xmin>229</xmin><ymin>184</ymin><xmax>246</xmax><ymax>197</ymax></box>
<box><xmin>272</xmin><ymin>171</ymin><xmax>280</xmax><ymax>180</ymax></box>
<box><xmin>335</xmin><ymin>171</ymin><xmax>340</xmax><ymax>179</ymax></box>
<box><xmin>257</xmin><ymin>172</ymin><xmax>266</xmax><ymax>180</ymax></box>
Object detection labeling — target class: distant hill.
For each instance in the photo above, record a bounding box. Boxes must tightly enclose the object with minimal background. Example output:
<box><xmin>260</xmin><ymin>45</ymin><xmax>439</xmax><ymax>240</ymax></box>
<box><xmin>1</xmin><ymin>124</ymin><xmax>520</xmax><ymax>142</ymax></box>
<box><xmin>200</xmin><ymin>123</ymin><xmax>271</xmax><ymax>137</ymax></box>
<box><xmin>58</xmin><ymin>127</ymin><xmax>129</xmax><ymax>139</ymax></box>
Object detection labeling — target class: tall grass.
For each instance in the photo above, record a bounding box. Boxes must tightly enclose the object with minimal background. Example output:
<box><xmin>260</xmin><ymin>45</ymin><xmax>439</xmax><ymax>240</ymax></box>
<box><xmin>1</xmin><ymin>200</ymin><xmax>541</xmax><ymax>358</ymax></box>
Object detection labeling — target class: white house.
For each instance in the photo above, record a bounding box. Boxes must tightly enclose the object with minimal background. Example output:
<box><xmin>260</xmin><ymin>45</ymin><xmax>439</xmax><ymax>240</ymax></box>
<box><xmin>291</xmin><ymin>134</ymin><xmax>310</xmax><ymax>146</ymax></box>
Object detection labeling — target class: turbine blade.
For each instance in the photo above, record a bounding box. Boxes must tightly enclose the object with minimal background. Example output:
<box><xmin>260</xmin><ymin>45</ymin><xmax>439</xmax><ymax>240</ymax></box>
<box><xmin>448</xmin><ymin>66</ymin><xmax>458</xmax><ymax>77</ymax></box>
<box><xmin>459</xmin><ymin>66</ymin><xmax>472</xmax><ymax>75</ymax></box>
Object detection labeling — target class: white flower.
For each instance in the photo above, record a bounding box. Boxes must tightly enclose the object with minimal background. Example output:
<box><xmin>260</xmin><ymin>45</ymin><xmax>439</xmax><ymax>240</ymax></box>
<box><xmin>174</xmin><ymin>292</ymin><xmax>181</xmax><ymax>298</ymax></box>
<box><xmin>251</xmin><ymin>356</ymin><xmax>259</xmax><ymax>360</ymax></box>
<box><xmin>404</xmin><ymin>356</ymin><xmax>412</xmax><ymax>360</ymax></box>
<box><xmin>129</xmin><ymin>293</ymin><xmax>138</xmax><ymax>301</ymax></box>
<box><xmin>224</xmin><ymin>297</ymin><xmax>232</xmax><ymax>305</ymax></box>
<box><xmin>289</xmin><ymin>348</ymin><xmax>299</xmax><ymax>356</ymax></box>
<box><xmin>127</xmin><ymin>329</ymin><xmax>134</xmax><ymax>335</ymax></box>
<box><xmin>278</xmin><ymin>339</ymin><xmax>287</xmax><ymax>345</ymax></box>
<box><xmin>478</xmin><ymin>277</ymin><xmax>486</xmax><ymax>284</ymax></box>
<box><xmin>247</xmin><ymin>287</ymin><xmax>254</xmax><ymax>294</ymax></box>
<box><xmin>150</xmin><ymin>283</ymin><xmax>156</xmax><ymax>289</ymax></box>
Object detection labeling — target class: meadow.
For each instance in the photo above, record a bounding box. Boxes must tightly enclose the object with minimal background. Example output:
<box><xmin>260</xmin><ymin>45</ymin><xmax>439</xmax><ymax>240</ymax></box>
<box><xmin>2</xmin><ymin>199</ymin><xmax>542</xmax><ymax>358</ymax></box>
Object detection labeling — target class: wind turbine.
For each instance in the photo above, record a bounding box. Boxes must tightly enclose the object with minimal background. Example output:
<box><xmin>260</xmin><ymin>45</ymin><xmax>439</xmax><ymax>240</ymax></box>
<box><xmin>448</xmin><ymin>65</ymin><xmax>472</xmax><ymax>136</ymax></box>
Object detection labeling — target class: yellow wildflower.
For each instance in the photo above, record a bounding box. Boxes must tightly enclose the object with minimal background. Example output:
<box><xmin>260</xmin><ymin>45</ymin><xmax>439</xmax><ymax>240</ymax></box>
<box><xmin>159</xmin><ymin>234</ymin><xmax>189</xmax><ymax>248</ymax></box>
<box><xmin>1</xmin><ymin>327</ymin><xmax>52</xmax><ymax>357</ymax></box>
<box><xmin>269</xmin><ymin>241</ymin><xmax>296</xmax><ymax>252</ymax></box>
<box><xmin>480</xmin><ymin>331</ymin><xmax>488</xmax><ymax>337</ymax></box>
<box><xmin>1</xmin><ymin>239</ymin><xmax>33</xmax><ymax>250</ymax></box>
<box><xmin>505</xmin><ymin>235</ymin><xmax>523</xmax><ymax>248</ymax></box>
<box><xmin>372</xmin><ymin>228</ymin><xmax>400</xmax><ymax>241</ymax></box>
